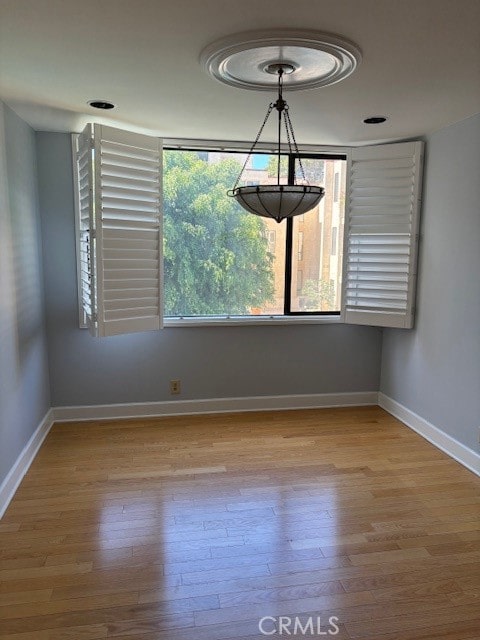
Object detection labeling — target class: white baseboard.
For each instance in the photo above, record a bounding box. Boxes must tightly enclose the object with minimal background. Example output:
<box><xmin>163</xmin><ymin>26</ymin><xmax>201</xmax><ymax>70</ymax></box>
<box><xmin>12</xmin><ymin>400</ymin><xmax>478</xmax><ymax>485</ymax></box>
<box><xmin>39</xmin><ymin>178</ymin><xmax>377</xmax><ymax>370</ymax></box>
<box><xmin>52</xmin><ymin>391</ymin><xmax>379</xmax><ymax>422</ymax></box>
<box><xmin>379</xmin><ymin>392</ymin><xmax>480</xmax><ymax>477</ymax></box>
<box><xmin>0</xmin><ymin>409</ymin><xmax>55</xmax><ymax>519</ymax></box>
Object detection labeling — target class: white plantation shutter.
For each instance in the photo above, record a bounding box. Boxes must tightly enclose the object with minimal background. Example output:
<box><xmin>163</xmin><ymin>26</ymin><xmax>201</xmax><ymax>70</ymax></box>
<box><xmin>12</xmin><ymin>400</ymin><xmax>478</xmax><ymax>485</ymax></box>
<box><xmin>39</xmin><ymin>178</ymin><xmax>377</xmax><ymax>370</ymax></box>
<box><xmin>342</xmin><ymin>141</ymin><xmax>424</xmax><ymax>328</ymax></box>
<box><xmin>74</xmin><ymin>124</ymin><xmax>96</xmax><ymax>331</ymax></box>
<box><xmin>75</xmin><ymin>124</ymin><xmax>163</xmax><ymax>336</ymax></box>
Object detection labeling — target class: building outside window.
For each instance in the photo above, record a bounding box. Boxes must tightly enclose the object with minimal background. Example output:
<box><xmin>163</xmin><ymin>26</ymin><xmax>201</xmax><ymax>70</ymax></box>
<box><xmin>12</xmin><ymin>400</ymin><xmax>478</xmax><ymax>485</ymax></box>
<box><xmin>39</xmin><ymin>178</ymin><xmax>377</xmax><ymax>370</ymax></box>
<box><xmin>331</xmin><ymin>226</ymin><xmax>338</xmax><ymax>256</ymax></box>
<box><xmin>298</xmin><ymin>231</ymin><xmax>304</xmax><ymax>261</ymax></box>
<box><xmin>333</xmin><ymin>171</ymin><xmax>340</xmax><ymax>202</ymax></box>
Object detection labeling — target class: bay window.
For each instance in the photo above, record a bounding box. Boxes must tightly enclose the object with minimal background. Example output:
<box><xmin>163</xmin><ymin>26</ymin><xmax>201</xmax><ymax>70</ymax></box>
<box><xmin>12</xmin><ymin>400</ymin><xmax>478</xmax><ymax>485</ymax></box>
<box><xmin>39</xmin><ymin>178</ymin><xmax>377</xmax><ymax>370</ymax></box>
<box><xmin>73</xmin><ymin>124</ymin><xmax>423</xmax><ymax>335</ymax></box>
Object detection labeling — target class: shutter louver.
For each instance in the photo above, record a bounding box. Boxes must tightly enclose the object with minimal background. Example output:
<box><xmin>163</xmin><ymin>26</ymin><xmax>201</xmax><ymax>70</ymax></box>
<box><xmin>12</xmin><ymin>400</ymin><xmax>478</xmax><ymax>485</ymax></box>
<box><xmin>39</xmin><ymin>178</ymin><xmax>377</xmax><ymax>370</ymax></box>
<box><xmin>342</xmin><ymin>141</ymin><xmax>424</xmax><ymax>328</ymax></box>
<box><xmin>93</xmin><ymin>125</ymin><xmax>163</xmax><ymax>336</ymax></box>
<box><xmin>74</xmin><ymin>124</ymin><xmax>96</xmax><ymax>333</ymax></box>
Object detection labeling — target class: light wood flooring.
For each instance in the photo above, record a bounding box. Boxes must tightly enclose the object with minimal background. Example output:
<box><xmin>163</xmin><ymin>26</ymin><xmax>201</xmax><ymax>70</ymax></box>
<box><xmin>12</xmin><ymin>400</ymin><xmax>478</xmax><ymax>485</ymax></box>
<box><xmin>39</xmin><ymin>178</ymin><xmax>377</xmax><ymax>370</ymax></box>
<box><xmin>0</xmin><ymin>406</ymin><xmax>479</xmax><ymax>640</ymax></box>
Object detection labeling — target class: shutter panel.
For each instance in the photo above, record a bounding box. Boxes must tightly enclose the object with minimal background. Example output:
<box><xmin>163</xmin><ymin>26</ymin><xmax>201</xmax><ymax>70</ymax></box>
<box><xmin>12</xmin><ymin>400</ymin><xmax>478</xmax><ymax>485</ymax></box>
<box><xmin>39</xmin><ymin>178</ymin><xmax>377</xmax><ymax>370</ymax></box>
<box><xmin>74</xmin><ymin>124</ymin><xmax>96</xmax><ymax>334</ymax></box>
<box><xmin>342</xmin><ymin>141</ymin><xmax>424</xmax><ymax>328</ymax></box>
<box><xmin>93</xmin><ymin>125</ymin><xmax>163</xmax><ymax>336</ymax></box>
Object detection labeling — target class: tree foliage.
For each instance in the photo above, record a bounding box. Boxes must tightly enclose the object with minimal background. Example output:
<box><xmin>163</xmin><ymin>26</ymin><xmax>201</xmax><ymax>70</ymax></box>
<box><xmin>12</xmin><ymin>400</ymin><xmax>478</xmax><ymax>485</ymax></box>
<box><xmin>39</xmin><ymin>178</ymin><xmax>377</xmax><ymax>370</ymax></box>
<box><xmin>301</xmin><ymin>279</ymin><xmax>335</xmax><ymax>311</ymax></box>
<box><xmin>266</xmin><ymin>155</ymin><xmax>325</xmax><ymax>184</ymax></box>
<box><xmin>163</xmin><ymin>151</ymin><xmax>275</xmax><ymax>316</ymax></box>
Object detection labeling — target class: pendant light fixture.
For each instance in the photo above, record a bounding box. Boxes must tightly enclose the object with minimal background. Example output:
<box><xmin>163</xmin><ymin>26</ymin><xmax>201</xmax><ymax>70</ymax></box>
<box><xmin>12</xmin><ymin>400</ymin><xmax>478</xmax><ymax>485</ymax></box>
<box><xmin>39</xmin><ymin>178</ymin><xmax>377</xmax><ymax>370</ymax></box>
<box><xmin>201</xmin><ymin>29</ymin><xmax>362</xmax><ymax>224</ymax></box>
<box><xmin>228</xmin><ymin>65</ymin><xmax>324</xmax><ymax>223</ymax></box>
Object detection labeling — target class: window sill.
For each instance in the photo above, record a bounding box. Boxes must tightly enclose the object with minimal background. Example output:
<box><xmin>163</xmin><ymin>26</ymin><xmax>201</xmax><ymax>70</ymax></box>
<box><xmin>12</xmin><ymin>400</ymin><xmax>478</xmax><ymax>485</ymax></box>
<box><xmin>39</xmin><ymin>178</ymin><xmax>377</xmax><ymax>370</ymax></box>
<box><xmin>164</xmin><ymin>314</ymin><xmax>342</xmax><ymax>328</ymax></box>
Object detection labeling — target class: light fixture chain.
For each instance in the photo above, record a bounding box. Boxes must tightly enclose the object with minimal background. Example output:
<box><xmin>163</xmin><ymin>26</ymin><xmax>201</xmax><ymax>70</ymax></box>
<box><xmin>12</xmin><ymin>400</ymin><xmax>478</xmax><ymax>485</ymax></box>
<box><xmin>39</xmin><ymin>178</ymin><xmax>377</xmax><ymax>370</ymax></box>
<box><xmin>283</xmin><ymin>108</ymin><xmax>294</xmax><ymax>169</ymax></box>
<box><xmin>232</xmin><ymin>102</ymin><xmax>275</xmax><ymax>191</ymax></box>
<box><xmin>284</xmin><ymin>108</ymin><xmax>307</xmax><ymax>183</ymax></box>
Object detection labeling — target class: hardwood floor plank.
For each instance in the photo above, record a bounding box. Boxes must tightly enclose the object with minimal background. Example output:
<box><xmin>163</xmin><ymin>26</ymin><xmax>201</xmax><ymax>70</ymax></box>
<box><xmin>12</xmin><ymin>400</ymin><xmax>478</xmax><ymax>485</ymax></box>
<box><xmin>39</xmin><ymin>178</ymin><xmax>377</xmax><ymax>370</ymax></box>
<box><xmin>193</xmin><ymin>589</ymin><xmax>375</xmax><ymax>626</ymax></box>
<box><xmin>348</xmin><ymin>546</ymin><xmax>430</xmax><ymax>566</ymax></box>
<box><xmin>341</xmin><ymin>562</ymin><xmax>480</xmax><ymax>593</ymax></box>
<box><xmin>370</xmin><ymin>578</ymin><xmax>462</xmax><ymax>602</ymax></box>
<box><xmin>0</xmin><ymin>561</ymin><xmax>93</xmax><ymax>582</ymax></box>
<box><xmin>345</xmin><ymin>603</ymin><xmax>480</xmax><ymax>637</ymax></box>
<box><xmin>0</xmin><ymin>588</ymin><xmax>53</xmax><ymax>607</ymax></box>
<box><xmin>365</xmin><ymin>619</ymin><xmax>480</xmax><ymax>640</ymax></box>
<box><xmin>0</xmin><ymin>591</ymin><xmax>139</xmax><ymax>620</ymax></box>
<box><xmin>0</xmin><ymin>623</ymin><xmax>108</xmax><ymax>640</ymax></box>
<box><xmin>218</xmin><ymin>579</ymin><xmax>345</xmax><ymax>607</ymax></box>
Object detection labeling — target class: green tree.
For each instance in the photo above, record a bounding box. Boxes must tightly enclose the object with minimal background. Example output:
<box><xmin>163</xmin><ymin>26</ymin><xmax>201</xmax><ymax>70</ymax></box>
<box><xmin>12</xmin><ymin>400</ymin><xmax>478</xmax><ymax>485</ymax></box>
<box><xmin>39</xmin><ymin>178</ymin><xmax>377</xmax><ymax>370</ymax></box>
<box><xmin>163</xmin><ymin>151</ymin><xmax>275</xmax><ymax>315</ymax></box>
<box><xmin>266</xmin><ymin>156</ymin><xmax>325</xmax><ymax>184</ymax></box>
<box><xmin>301</xmin><ymin>279</ymin><xmax>335</xmax><ymax>311</ymax></box>
<box><xmin>266</xmin><ymin>154</ymin><xmax>288</xmax><ymax>181</ymax></box>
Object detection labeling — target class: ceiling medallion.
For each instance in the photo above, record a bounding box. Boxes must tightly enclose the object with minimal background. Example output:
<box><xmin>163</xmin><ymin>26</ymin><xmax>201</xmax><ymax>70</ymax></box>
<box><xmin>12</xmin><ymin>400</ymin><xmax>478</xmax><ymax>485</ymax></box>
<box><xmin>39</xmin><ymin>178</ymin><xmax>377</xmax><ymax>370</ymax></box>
<box><xmin>200</xmin><ymin>29</ymin><xmax>362</xmax><ymax>91</ymax></box>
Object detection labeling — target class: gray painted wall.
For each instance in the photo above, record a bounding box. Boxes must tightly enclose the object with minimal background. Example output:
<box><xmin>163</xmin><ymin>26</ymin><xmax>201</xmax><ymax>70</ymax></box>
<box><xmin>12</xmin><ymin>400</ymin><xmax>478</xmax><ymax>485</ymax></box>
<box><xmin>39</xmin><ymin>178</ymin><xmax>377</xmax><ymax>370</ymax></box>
<box><xmin>0</xmin><ymin>103</ymin><xmax>50</xmax><ymax>486</ymax></box>
<box><xmin>37</xmin><ymin>132</ymin><xmax>382</xmax><ymax>407</ymax></box>
<box><xmin>381</xmin><ymin>114</ymin><xmax>480</xmax><ymax>453</ymax></box>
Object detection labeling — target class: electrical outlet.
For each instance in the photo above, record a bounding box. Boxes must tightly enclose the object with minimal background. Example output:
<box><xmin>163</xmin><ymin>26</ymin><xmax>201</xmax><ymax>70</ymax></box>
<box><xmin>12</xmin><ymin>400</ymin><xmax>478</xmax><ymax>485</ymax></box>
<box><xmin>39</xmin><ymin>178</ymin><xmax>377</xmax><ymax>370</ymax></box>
<box><xmin>170</xmin><ymin>379</ymin><xmax>181</xmax><ymax>395</ymax></box>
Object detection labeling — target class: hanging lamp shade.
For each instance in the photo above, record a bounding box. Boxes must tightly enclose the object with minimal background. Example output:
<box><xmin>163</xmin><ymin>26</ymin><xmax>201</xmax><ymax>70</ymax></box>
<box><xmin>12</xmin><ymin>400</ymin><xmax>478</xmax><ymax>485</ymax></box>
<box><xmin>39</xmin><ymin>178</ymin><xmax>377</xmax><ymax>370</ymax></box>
<box><xmin>228</xmin><ymin>64</ymin><xmax>325</xmax><ymax>223</ymax></box>
<box><xmin>232</xmin><ymin>184</ymin><xmax>324</xmax><ymax>223</ymax></box>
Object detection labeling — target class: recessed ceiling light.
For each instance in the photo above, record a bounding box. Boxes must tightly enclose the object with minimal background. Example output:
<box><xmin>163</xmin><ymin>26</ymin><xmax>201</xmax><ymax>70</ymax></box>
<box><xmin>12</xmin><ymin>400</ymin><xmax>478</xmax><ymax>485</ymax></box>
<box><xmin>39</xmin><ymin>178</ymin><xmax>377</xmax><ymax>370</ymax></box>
<box><xmin>363</xmin><ymin>116</ymin><xmax>387</xmax><ymax>124</ymax></box>
<box><xmin>88</xmin><ymin>100</ymin><xmax>115</xmax><ymax>110</ymax></box>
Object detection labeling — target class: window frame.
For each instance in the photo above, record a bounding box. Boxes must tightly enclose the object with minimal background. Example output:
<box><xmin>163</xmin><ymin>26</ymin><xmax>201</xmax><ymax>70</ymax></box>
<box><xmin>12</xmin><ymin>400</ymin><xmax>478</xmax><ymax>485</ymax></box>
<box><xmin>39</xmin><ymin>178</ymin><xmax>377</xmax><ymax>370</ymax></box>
<box><xmin>161</xmin><ymin>144</ymin><xmax>348</xmax><ymax>323</ymax></box>
<box><xmin>283</xmin><ymin>152</ymin><xmax>347</xmax><ymax>317</ymax></box>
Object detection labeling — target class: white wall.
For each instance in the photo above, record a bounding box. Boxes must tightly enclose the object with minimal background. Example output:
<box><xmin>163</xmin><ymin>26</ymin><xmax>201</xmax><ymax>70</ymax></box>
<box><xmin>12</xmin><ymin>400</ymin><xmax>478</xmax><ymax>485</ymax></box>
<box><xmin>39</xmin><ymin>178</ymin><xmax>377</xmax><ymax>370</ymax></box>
<box><xmin>0</xmin><ymin>103</ymin><xmax>50</xmax><ymax>486</ymax></box>
<box><xmin>381</xmin><ymin>114</ymin><xmax>480</xmax><ymax>453</ymax></box>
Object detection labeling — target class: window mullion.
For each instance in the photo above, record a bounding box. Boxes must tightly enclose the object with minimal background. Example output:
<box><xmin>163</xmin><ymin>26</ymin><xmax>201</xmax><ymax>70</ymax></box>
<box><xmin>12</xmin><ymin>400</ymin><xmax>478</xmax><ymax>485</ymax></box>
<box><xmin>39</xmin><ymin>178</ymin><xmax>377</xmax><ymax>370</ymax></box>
<box><xmin>283</xmin><ymin>154</ymin><xmax>296</xmax><ymax>314</ymax></box>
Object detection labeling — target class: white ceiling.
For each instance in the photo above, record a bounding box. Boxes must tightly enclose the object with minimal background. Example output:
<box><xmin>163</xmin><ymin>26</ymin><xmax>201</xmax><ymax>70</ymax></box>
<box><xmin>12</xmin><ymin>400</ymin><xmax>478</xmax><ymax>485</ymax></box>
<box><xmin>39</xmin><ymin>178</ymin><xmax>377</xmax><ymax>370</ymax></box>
<box><xmin>1</xmin><ymin>0</ymin><xmax>479</xmax><ymax>146</ymax></box>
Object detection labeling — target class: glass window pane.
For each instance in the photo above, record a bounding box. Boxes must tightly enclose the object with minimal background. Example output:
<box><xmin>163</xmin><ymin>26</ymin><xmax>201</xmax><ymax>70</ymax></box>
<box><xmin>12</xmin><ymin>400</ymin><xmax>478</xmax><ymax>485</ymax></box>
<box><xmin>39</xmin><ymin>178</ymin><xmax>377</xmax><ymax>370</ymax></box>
<box><xmin>290</xmin><ymin>157</ymin><xmax>346</xmax><ymax>313</ymax></box>
<box><xmin>163</xmin><ymin>150</ymin><xmax>286</xmax><ymax>317</ymax></box>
